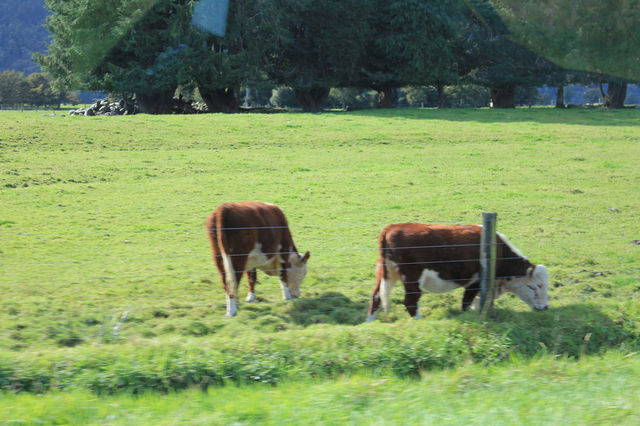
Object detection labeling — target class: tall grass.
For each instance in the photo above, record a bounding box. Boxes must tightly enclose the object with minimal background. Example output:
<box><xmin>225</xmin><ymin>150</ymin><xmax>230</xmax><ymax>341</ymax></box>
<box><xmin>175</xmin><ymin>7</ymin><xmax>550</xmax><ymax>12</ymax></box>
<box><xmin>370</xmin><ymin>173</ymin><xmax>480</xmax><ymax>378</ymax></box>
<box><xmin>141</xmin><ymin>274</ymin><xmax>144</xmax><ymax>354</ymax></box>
<box><xmin>2</xmin><ymin>351</ymin><xmax>639</xmax><ymax>424</ymax></box>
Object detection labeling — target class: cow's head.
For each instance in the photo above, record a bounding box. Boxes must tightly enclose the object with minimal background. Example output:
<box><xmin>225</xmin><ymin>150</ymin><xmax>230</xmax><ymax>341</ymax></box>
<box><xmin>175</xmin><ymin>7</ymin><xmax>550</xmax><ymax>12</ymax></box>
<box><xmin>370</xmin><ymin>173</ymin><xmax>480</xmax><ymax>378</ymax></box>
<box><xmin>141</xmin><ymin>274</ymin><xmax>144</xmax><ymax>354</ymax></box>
<box><xmin>286</xmin><ymin>251</ymin><xmax>310</xmax><ymax>298</ymax></box>
<box><xmin>498</xmin><ymin>264</ymin><xmax>549</xmax><ymax>310</ymax></box>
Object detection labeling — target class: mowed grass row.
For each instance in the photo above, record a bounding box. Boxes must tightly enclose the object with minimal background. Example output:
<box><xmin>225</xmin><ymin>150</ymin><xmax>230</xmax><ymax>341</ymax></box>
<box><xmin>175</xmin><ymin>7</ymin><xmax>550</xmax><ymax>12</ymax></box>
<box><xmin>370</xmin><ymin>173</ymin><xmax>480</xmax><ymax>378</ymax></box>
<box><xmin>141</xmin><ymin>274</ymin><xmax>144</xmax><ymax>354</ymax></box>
<box><xmin>0</xmin><ymin>108</ymin><xmax>639</xmax><ymax>394</ymax></box>
<box><xmin>2</xmin><ymin>351</ymin><xmax>640</xmax><ymax>425</ymax></box>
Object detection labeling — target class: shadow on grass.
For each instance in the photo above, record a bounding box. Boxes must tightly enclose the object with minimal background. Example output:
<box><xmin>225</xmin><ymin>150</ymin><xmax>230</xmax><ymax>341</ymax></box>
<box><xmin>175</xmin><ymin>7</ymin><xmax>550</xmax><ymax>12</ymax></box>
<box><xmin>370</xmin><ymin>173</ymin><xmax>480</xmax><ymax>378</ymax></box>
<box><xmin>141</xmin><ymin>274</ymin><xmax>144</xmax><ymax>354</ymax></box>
<box><xmin>283</xmin><ymin>292</ymin><xmax>368</xmax><ymax>326</ymax></box>
<box><xmin>340</xmin><ymin>107</ymin><xmax>640</xmax><ymax>127</ymax></box>
<box><xmin>448</xmin><ymin>303</ymin><xmax>637</xmax><ymax>357</ymax></box>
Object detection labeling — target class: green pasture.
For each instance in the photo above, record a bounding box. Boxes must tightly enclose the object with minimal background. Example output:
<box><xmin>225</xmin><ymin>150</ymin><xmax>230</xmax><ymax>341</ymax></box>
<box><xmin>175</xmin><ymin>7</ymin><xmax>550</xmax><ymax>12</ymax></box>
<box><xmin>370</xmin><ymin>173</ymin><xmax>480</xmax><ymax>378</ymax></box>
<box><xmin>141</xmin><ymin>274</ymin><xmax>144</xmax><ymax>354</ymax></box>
<box><xmin>0</xmin><ymin>108</ymin><xmax>639</xmax><ymax>401</ymax></box>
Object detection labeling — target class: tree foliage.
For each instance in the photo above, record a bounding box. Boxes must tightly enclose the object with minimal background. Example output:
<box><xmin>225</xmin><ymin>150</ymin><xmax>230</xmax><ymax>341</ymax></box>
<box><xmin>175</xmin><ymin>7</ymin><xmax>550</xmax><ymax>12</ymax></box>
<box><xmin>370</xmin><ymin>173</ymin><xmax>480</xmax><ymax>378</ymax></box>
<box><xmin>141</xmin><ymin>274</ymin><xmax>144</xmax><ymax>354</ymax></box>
<box><xmin>490</xmin><ymin>0</ymin><xmax>640</xmax><ymax>82</ymax></box>
<box><xmin>357</xmin><ymin>0</ymin><xmax>466</xmax><ymax>107</ymax></box>
<box><xmin>0</xmin><ymin>70</ymin><xmax>74</xmax><ymax>107</ymax></box>
<box><xmin>31</xmin><ymin>0</ymin><xmax>635</xmax><ymax>112</ymax></box>
<box><xmin>459</xmin><ymin>0</ymin><xmax>560</xmax><ymax>108</ymax></box>
<box><xmin>264</xmin><ymin>0</ymin><xmax>370</xmax><ymax>111</ymax></box>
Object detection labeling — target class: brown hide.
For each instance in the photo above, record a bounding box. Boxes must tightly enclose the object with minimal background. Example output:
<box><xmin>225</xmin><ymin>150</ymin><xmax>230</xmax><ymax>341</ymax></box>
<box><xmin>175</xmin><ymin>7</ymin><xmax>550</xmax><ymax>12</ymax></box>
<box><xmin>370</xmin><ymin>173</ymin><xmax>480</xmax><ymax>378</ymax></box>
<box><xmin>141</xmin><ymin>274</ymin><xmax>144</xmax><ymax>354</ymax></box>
<box><xmin>206</xmin><ymin>202</ymin><xmax>309</xmax><ymax>315</ymax></box>
<box><xmin>368</xmin><ymin>223</ymin><xmax>535</xmax><ymax>318</ymax></box>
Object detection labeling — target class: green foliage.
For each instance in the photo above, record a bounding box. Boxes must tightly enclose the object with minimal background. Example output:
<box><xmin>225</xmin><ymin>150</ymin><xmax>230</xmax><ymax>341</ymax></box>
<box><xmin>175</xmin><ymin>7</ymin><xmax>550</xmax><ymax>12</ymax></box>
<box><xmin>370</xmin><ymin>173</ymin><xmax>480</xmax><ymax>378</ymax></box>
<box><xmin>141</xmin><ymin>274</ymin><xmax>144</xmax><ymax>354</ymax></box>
<box><xmin>462</xmin><ymin>0</ymin><xmax>560</xmax><ymax>107</ymax></box>
<box><xmin>491</xmin><ymin>0</ymin><xmax>640</xmax><ymax>82</ymax></box>
<box><xmin>0</xmin><ymin>70</ymin><xmax>29</xmax><ymax>105</ymax></box>
<box><xmin>0</xmin><ymin>70</ymin><xmax>74</xmax><ymax>107</ymax></box>
<box><xmin>361</xmin><ymin>0</ymin><xmax>465</xmax><ymax>89</ymax></box>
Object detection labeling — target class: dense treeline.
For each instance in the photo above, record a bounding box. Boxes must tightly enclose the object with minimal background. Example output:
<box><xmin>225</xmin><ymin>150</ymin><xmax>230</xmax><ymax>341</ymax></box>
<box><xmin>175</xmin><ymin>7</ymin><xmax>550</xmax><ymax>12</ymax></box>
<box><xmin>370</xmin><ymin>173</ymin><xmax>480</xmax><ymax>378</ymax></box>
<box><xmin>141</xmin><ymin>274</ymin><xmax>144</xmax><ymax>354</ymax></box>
<box><xmin>0</xmin><ymin>0</ymin><xmax>633</xmax><ymax>113</ymax></box>
<box><xmin>0</xmin><ymin>70</ymin><xmax>77</xmax><ymax>108</ymax></box>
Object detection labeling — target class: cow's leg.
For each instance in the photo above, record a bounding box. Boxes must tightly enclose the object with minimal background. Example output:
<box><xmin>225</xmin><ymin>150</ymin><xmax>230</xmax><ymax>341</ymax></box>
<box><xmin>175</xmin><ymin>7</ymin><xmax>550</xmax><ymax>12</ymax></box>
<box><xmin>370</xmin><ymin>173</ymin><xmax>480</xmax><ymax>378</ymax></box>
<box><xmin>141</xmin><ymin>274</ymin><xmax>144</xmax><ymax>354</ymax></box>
<box><xmin>246</xmin><ymin>269</ymin><xmax>257</xmax><ymax>303</ymax></box>
<box><xmin>462</xmin><ymin>279</ymin><xmax>481</xmax><ymax>311</ymax></box>
<box><xmin>367</xmin><ymin>259</ymin><xmax>386</xmax><ymax>322</ymax></box>
<box><xmin>223</xmin><ymin>256</ymin><xmax>246</xmax><ymax>317</ymax></box>
<box><xmin>403</xmin><ymin>284</ymin><xmax>422</xmax><ymax>319</ymax></box>
<box><xmin>279</xmin><ymin>256</ymin><xmax>292</xmax><ymax>300</ymax></box>
<box><xmin>403</xmin><ymin>273</ymin><xmax>423</xmax><ymax>318</ymax></box>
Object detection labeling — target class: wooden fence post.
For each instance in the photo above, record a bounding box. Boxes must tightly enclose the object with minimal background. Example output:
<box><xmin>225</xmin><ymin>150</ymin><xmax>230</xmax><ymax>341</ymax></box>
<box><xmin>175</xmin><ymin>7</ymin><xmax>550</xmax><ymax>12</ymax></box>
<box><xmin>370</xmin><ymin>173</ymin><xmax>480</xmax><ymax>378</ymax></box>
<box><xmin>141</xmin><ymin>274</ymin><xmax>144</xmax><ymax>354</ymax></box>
<box><xmin>479</xmin><ymin>212</ymin><xmax>497</xmax><ymax>316</ymax></box>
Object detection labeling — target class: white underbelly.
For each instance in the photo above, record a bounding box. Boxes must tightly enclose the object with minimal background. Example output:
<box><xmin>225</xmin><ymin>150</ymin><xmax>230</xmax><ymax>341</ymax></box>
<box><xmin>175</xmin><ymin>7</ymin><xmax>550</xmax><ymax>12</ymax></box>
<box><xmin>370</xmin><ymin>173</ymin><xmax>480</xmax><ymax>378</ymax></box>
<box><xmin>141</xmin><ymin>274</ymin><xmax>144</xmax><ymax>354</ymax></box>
<box><xmin>418</xmin><ymin>269</ymin><xmax>460</xmax><ymax>293</ymax></box>
<box><xmin>246</xmin><ymin>243</ymin><xmax>279</xmax><ymax>276</ymax></box>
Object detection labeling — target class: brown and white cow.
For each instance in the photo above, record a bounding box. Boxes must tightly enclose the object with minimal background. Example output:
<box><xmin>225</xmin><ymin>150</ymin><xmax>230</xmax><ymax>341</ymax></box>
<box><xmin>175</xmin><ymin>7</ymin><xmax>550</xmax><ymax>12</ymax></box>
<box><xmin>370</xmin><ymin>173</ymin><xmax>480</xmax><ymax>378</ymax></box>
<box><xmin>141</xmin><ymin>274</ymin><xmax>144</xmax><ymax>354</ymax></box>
<box><xmin>366</xmin><ymin>223</ymin><xmax>549</xmax><ymax>322</ymax></box>
<box><xmin>206</xmin><ymin>202</ymin><xmax>310</xmax><ymax>317</ymax></box>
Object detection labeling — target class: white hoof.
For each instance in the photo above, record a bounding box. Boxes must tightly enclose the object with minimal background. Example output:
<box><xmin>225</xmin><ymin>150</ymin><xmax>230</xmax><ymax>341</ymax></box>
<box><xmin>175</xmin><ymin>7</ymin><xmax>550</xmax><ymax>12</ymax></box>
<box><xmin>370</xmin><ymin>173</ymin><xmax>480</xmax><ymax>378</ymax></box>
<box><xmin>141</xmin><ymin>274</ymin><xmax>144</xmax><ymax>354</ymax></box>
<box><xmin>226</xmin><ymin>295</ymin><xmax>238</xmax><ymax>317</ymax></box>
<box><xmin>246</xmin><ymin>292</ymin><xmax>257</xmax><ymax>303</ymax></box>
<box><xmin>281</xmin><ymin>285</ymin><xmax>292</xmax><ymax>300</ymax></box>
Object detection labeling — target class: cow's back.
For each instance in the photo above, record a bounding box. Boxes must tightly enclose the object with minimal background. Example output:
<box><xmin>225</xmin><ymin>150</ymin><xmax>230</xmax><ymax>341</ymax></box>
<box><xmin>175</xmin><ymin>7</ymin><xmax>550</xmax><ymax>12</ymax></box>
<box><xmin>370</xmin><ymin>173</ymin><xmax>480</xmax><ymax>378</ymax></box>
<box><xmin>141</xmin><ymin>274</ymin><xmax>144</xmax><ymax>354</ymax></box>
<box><xmin>380</xmin><ymin>223</ymin><xmax>483</xmax><ymax>285</ymax></box>
<box><xmin>207</xmin><ymin>202</ymin><xmax>292</xmax><ymax>257</ymax></box>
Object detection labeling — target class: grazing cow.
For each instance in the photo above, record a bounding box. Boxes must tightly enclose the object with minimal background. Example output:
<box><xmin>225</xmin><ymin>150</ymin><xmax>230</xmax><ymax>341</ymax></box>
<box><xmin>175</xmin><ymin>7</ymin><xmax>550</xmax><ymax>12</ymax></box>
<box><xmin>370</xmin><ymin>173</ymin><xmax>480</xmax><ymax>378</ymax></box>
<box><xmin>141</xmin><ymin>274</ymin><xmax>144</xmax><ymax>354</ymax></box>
<box><xmin>206</xmin><ymin>202</ymin><xmax>310</xmax><ymax>317</ymax></box>
<box><xmin>366</xmin><ymin>224</ymin><xmax>549</xmax><ymax>321</ymax></box>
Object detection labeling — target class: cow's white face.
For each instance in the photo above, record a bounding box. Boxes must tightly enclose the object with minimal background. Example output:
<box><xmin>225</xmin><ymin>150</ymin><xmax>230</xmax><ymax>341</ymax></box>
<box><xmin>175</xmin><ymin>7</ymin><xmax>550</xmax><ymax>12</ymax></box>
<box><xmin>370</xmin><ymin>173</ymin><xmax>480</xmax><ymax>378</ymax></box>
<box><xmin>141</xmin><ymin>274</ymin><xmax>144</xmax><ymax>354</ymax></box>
<box><xmin>499</xmin><ymin>265</ymin><xmax>549</xmax><ymax>310</ymax></box>
<box><xmin>286</xmin><ymin>251</ymin><xmax>310</xmax><ymax>298</ymax></box>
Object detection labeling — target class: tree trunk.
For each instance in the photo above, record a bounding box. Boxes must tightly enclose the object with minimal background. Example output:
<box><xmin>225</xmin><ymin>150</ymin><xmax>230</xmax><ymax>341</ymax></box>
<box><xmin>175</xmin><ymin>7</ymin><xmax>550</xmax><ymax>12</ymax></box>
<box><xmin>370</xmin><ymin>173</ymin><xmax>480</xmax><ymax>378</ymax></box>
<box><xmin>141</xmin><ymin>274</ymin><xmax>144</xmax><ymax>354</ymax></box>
<box><xmin>376</xmin><ymin>86</ymin><xmax>394</xmax><ymax>108</ymax></box>
<box><xmin>293</xmin><ymin>87</ymin><xmax>329</xmax><ymax>112</ymax></box>
<box><xmin>135</xmin><ymin>90</ymin><xmax>175</xmax><ymax>114</ymax></box>
<box><xmin>490</xmin><ymin>84</ymin><xmax>516</xmax><ymax>108</ymax></box>
<box><xmin>604</xmin><ymin>80</ymin><xmax>627</xmax><ymax>109</ymax></box>
<box><xmin>200</xmin><ymin>87</ymin><xmax>239</xmax><ymax>113</ymax></box>
<box><xmin>436</xmin><ymin>83</ymin><xmax>445</xmax><ymax>109</ymax></box>
<box><xmin>555</xmin><ymin>86</ymin><xmax>565</xmax><ymax>108</ymax></box>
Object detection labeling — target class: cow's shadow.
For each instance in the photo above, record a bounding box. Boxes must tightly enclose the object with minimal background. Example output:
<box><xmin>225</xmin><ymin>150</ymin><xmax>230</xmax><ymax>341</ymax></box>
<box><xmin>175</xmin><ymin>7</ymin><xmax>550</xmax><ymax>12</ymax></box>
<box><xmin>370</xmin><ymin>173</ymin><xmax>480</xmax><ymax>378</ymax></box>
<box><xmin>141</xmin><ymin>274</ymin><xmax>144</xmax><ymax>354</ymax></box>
<box><xmin>282</xmin><ymin>291</ymin><xmax>369</xmax><ymax>326</ymax></box>
<box><xmin>446</xmin><ymin>303</ymin><xmax>633</xmax><ymax>357</ymax></box>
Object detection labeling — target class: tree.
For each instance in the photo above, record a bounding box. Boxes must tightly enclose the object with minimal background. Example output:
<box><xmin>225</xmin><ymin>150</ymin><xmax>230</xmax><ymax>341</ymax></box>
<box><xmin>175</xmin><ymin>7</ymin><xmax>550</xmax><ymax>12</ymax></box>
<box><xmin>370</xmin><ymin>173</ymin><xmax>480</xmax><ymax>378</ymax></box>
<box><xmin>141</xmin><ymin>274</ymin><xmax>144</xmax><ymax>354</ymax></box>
<box><xmin>460</xmin><ymin>0</ymin><xmax>558</xmax><ymax>108</ymax></box>
<box><xmin>265</xmin><ymin>0</ymin><xmax>370</xmax><ymax>111</ymax></box>
<box><xmin>24</xmin><ymin>72</ymin><xmax>73</xmax><ymax>107</ymax></box>
<box><xmin>0</xmin><ymin>70</ymin><xmax>29</xmax><ymax>106</ymax></box>
<box><xmin>39</xmin><ymin>0</ymin><xmax>275</xmax><ymax>114</ymax></box>
<box><xmin>490</xmin><ymin>0</ymin><xmax>640</xmax><ymax>83</ymax></box>
<box><xmin>38</xmin><ymin>0</ymin><xmax>187</xmax><ymax>113</ymax></box>
<box><xmin>600</xmin><ymin>77</ymin><xmax>629</xmax><ymax>109</ymax></box>
<box><xmin>357</xmin><ymin>0</ymin><xmax>465</xmax><ymax>108</ymax></box>
<box><xmin>184</xmin><ymin>0</ymin><xmax>275</xmax><ymax>112</ymax></box>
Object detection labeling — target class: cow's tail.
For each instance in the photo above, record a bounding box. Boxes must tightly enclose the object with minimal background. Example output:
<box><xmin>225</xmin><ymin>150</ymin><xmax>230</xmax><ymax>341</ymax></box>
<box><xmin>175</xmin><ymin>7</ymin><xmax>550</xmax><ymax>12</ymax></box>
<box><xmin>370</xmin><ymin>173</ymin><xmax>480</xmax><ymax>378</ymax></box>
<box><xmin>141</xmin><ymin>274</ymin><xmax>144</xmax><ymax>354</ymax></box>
<box><xmin>378</xmin><ymin>230</ymin><xmax>393</xmax><ymax>314</ymax></box>
<box><xmin>367</xmin><ymin>228</ymin><xmax>390</xmax><ymax>322</ymax></box>
<box><xmin>208</xmin><ymin>206</ymin><xmax>238</xmax><ymax>299</ymax></box>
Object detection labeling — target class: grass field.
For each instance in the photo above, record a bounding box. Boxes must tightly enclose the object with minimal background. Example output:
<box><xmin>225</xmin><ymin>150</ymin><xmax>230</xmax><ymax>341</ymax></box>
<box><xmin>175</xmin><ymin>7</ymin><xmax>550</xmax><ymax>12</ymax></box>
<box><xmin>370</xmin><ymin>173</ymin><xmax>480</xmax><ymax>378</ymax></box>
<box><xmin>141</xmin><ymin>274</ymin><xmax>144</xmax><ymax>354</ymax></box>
<box><xmin>2</xmin><ymin>351</ymin><xmax>639</xmax><ymax>424</ymax></box>
<box><xmin>1</xmin><ymin>107</ymin><xmax>639</xmax><ymax>419</ymax></box>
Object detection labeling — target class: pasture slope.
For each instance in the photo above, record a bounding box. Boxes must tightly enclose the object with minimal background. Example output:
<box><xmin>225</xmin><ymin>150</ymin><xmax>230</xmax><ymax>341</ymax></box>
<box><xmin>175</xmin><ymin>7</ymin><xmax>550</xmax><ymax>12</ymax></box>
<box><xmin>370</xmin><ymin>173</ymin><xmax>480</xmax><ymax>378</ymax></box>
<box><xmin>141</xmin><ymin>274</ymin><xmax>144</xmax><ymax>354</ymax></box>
<box><xmin>0</xmin><ymin>107</ymin><xmax>639</xmax><ymax>422</ymax></box>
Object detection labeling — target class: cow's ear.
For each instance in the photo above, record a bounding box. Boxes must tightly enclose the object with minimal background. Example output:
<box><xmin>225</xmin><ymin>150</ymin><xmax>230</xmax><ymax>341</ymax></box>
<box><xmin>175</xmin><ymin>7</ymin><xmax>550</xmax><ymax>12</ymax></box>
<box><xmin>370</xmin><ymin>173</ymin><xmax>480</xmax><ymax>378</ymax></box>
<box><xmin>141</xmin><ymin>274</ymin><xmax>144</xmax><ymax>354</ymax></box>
<box><xmin>302</xmin><ymin>251</ymin><xmax>310</xmax><ymax>262</ymax></box>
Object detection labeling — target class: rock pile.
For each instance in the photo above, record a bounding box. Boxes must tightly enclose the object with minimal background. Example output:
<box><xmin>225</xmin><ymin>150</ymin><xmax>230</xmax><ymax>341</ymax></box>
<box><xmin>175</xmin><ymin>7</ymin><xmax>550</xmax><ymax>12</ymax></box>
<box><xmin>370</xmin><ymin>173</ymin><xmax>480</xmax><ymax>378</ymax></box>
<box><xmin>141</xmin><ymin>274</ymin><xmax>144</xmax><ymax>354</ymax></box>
<box><xmin>69</xmin><ymin>99</ymin><xmax>136</xmax><ymax>116</ymax></box>
<box><xmin>69</xmin><ymin>98</ymin><xmax>210</xmax><ymax>115</ymax></box>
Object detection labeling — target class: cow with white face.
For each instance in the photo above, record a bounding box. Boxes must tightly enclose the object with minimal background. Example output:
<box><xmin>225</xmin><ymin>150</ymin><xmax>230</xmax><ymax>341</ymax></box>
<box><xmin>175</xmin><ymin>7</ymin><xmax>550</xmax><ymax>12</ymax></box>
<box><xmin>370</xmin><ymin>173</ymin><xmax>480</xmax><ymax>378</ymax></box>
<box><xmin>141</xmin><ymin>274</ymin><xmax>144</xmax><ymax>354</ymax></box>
<box><xmin>206</xmin><ymin>202</ymin><xmax>310</xmax><ymax>317</ymax></box>
<box><xmin>366</xmin><ymin>224</ymin><xmax>549</xmax><ymax>321</ymax></box>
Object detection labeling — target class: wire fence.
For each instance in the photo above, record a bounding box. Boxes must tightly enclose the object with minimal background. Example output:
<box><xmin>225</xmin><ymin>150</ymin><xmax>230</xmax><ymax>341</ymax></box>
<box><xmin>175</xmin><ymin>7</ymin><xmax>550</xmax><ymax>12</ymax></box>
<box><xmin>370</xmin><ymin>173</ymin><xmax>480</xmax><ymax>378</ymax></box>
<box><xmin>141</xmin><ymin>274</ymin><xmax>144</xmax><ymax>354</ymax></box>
<box><xmin>0</xmin><ymin>211</ymin><xmax>636</xmax><ymax>238</ymax></box>
<box><xmin>1</xmin><ymin>219</ymin><xmax>637</xmax><ymax>320</ymax></box>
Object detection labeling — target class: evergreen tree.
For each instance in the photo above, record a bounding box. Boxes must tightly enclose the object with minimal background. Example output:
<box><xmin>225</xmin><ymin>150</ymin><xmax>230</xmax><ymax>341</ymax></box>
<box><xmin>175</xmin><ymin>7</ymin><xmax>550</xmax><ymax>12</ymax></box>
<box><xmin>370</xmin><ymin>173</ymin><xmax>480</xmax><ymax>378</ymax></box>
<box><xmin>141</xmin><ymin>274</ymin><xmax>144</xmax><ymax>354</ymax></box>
<box><xmin>357</xmin><ymin>0</ymin><xmax>465</xmax><ymax>108</ymax></box>
<box><xmin>185</xmin><ymin>0</ymin><xmax>275</xmax><ymax>112</ymax></box>
<box><xmin>38</xmin><ymin>0</ymin><xmax>274</xmax><ymax>113</ymax></box>
<box><xmin>461</xmin><ymin>0</ymin><xmax>558</xmax><ymax>108</ymax></box>
<box><xmin>265</xmin><ymin>0</ymin><xmax>370</xmax><ymax>112</ymax></box>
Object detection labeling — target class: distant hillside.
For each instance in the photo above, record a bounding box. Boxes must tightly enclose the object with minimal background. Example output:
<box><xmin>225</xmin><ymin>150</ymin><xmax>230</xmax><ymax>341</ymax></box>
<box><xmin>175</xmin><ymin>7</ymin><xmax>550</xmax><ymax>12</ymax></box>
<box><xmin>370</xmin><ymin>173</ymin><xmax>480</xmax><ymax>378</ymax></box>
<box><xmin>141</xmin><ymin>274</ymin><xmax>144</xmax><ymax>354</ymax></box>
<box><xmin>0</xmin><ymin>0</ymin><xmax>49</xmax><ymax>74</ymax></box>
